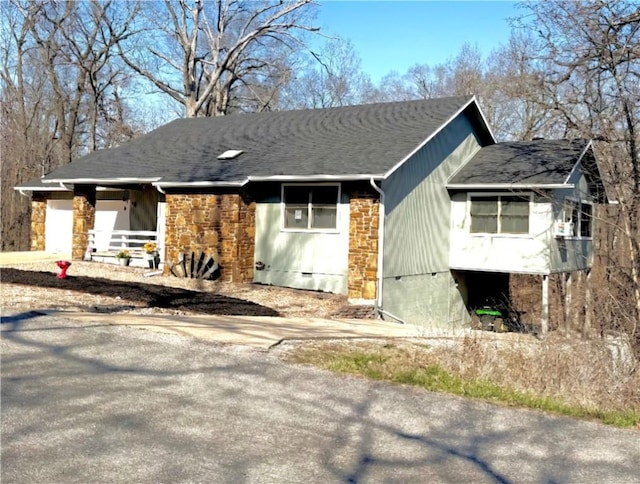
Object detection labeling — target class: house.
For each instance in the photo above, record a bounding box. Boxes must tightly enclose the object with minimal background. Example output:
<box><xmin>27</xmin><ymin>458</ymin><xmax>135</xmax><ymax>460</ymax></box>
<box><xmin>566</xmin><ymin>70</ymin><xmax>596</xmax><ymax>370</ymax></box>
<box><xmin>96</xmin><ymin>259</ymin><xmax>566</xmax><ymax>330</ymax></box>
<box><xmin>15</xmin><ymin>96</ymin><xmax>609</xmax><ymax>330</ymax></box>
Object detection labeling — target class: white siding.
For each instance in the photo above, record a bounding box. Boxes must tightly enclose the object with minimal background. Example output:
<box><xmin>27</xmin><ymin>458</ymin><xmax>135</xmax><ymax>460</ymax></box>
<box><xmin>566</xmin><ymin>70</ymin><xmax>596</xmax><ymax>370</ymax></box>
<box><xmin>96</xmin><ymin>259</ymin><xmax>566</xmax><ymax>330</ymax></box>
<box><xmin>449</xmin><ymin>194</ymin><xmax>553</xmax><ymax>274</ymax></box>
<box><xmin>449</xmin><ymin>170</ymin><xmax>596</xmax><ymax>274</ymax></box>
<box><xmin>45</xmin><ymin>200</ymin><xmax>73</xmax><ymax>253</ymax></box>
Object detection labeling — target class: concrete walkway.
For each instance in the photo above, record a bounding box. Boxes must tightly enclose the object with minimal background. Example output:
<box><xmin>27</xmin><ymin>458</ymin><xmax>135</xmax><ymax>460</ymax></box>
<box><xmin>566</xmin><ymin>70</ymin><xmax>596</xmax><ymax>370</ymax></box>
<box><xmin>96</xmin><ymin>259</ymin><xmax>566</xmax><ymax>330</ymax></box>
<box><xmin>38</xmin><ymin>310</ymin><xmax>459</xmax><ymax>348</ymax></box>
<box><xmin>0</xmin><ymin>251</ymin><xmax>71</xmax><ymax>265</ymax></box>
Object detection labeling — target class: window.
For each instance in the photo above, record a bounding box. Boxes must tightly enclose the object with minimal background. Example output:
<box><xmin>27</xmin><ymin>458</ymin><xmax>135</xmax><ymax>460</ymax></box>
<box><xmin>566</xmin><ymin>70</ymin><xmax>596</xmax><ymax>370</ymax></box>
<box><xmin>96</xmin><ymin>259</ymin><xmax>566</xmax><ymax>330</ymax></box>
<box><xmin>563</xmin><ymin>199</ymin><xmax>592</xmax><ymax>238</ymax></box>
<box><xmin>283</xmin><ymin>185</ymin><xmax>339</xmax><ymax>230</ymax></box>
<box><xmin>470</xmin><ymin>195</ymin><xmax>530</xmax><ymax>234</ymax></box>
<box><xmin>580</xmin><ymin>203</ymin><xmax>592</xmax><ymax>237</ymax></box>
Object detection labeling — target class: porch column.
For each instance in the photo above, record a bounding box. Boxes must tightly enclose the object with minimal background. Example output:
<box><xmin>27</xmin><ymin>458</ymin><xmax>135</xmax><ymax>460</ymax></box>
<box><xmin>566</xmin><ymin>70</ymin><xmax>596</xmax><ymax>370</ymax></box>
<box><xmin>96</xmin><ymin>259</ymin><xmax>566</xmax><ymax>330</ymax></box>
<box><xmin>584</xmin><ymin>269</ymin><xmax>592</xmax><ymax>334</ymax></box>
<box><xmin>541</xmin><ymin>274</ymin><xmax>549</xmax><ymax>335</ymax></box>
<box><xmin>30</xmin><ymin>193</ymin><xmax>47</xmax><ymax>251</ymax></box>
<box><xmin>72</xmin><ymin>185</ymin><xmax>96</xmax><ymax>260</ymax></box>
<box><xmin>564</xmin><ymin>272</ymin><xmax>572</xmax><ymax>335</ymax></box>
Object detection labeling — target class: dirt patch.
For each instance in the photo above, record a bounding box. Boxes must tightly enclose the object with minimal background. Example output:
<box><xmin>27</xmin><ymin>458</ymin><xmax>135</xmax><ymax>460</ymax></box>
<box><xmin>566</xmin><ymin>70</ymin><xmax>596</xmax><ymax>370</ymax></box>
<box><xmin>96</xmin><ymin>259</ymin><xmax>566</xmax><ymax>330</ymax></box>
<box><xmin>0</xmin><ymin>261</ymin><xmax>360</xmax><ymax>319</ymax></box>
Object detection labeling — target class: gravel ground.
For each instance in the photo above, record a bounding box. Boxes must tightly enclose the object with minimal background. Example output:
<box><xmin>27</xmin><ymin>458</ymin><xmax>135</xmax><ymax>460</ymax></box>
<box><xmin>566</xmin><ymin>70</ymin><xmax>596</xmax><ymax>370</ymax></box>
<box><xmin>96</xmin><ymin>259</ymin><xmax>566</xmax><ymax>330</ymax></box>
<box><xmin>0</xmin><ymin>260</ymin><xmax>359</xmax><ymax>319</ymax></box>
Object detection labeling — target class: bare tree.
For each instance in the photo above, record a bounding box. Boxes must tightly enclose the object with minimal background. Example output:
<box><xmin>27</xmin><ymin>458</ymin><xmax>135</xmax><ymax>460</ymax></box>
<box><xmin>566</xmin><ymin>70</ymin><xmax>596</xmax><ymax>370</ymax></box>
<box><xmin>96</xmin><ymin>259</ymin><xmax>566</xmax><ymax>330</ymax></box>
<box><xmin>278</xmin><ymin>38</ymin><xmax>374</xmax><ymax>109</ymax></box>
<box><xmin>480</xmin><ymin>33</ymin><xmax>561</xmax><ymax>141</ymax></box>
<box><xmin>517</xmin><ymin>0</ymin><xmax>640</xmax><ymax>332</ymax></box>
<box><xmin>363</xmin><ymin>44</ymin><xmax>487</xmax><ymax>106</ymax></box>
<box><xmin>119</xmin><ymin>0</ymin><xmax>319</xmax><ymax>117</ymax></box>
<box><xmin>1</xmin><ymin>0</ymin><xmax>141</xmax><ymax>250</ymax></box>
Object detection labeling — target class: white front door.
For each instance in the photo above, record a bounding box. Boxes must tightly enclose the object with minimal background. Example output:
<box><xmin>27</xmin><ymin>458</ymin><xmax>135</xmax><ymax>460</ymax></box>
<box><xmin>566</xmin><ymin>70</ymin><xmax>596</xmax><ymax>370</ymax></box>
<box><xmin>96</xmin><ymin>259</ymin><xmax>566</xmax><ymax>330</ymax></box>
<box><xmin>45</xmin><ymin>200</ymin><xmax>73</xmax><ymax>253</ymax></box>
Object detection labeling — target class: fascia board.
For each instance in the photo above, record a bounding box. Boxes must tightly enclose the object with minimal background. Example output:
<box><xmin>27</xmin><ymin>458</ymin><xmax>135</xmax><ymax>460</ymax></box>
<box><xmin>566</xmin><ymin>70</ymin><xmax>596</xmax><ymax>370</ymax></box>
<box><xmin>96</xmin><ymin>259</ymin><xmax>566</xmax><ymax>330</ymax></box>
<box><xmin>153</xmin><ymin>180</ymin><xmax>248</xmax><ymax>188</ymax></box>
<box><xmin>154</xmin><ymin>174</ymin><xmax>385</xmax><ymax>188</ymax></box>
<box><xmin>472</xmin><ymin>95</ymin><xmax>498</xmax><ymax>144</ymax></box>
<box><xmin>44</xmin><ymin>177</ymin><xmax>163</xmax><ymax>184</ymax></box>
<box><xmin>247</xmin><ymin>174</ymin><xmax>384</xmax><ymax>182</ymax></box>
<box><xmin>13</xmin><ymin>186</ymin><xmax>68</xmax><ymax>192</ymax></box>
<box><xmin>563</xmin><ymin>140</ymin><xmax>592</xmax><ymax>185</ymax></box>
<box><xmin>446</xmin><ymin>183</ymin><xmax>575</xmax><ymax>190</ymax></box>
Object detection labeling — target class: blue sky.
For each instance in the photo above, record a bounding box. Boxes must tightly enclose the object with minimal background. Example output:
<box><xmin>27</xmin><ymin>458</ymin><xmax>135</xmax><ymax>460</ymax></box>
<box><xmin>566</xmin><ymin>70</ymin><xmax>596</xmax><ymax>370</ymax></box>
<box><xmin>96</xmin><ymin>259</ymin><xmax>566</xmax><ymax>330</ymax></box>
<box><xmin>316</xmin><ymin>1</ymin><xmax>521</xmax><ymax>81</ymax></box>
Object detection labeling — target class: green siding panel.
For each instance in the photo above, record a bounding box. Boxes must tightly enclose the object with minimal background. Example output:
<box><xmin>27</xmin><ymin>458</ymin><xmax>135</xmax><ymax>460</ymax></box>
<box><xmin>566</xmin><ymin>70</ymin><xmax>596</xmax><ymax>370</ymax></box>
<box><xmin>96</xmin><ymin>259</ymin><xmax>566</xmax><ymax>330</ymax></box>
<box><xmin>382</xmin><ymin>271</ymin><xmax>470</xmax><ymax>329</ymax></box>
<box><xmin>382</xmin><ymin>113</ymin><xmax>482</xmax><ymax>277</ymax></box>
<box><xmin>380</xmin><ymin>112</ymin><xmax>483</xmax><ymax>328</ymax></box>
<box><xmin>130</xmin><ymin>187</ymin><xmax>159</xmax><ymax>232</ymax></box>
<box><xmin>253</xmin><ymin>197</ymin><xmax>350</xmax><ymax>294</ymax></box>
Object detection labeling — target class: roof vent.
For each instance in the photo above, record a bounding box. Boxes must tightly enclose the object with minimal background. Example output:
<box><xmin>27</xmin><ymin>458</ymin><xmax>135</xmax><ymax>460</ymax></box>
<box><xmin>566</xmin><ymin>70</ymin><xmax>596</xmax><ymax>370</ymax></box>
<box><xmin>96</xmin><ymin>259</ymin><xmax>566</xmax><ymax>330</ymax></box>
<box><xmin>217</xmin><ymin>149</ymin><xmax>243</xmax><ymax>160</ymax></box>
<box><xmin>532</xmin><ymin>137</ymin><xmax>545</xmax><ymax>141</ymax></box>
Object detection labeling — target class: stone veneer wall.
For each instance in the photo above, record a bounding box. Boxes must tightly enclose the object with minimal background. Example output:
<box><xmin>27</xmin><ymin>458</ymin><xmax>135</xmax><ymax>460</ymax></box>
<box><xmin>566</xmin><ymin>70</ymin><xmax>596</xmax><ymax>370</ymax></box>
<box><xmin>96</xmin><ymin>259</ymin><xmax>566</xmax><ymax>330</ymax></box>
<box><xmin>347</xmin><ymin>191</ymin><xmax>380</xmax><ymax>300</ymax></box>
<box><xmin>164</xmin><ymin>192</ymin><xmax>255</xmax><ymax>282</ymax></box>
<box><xmin>30</xmin><ymin>194</ymin><xmax>47</xmax><ymax>251</ymax></box>
<box><xmin>72</xmin><ymin>186</ymin><xmax>96</xmax><ymax>260</ymax></box>
<box><xmin>214</xmin><ymin>193</ymin><xmax>255</xmax><ymax>282</ymax></box>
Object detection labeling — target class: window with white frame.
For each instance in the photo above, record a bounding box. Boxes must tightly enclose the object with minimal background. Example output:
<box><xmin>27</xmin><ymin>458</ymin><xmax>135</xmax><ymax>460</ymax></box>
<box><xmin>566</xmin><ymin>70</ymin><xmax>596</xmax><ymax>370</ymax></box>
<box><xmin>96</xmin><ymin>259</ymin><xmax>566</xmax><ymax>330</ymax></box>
<box><xmin>283</xmin><ymin>184</ymin><xmax>339</xmax><ymax>230</ymax></box>
<box><xmin>470</xmin><ymin>194</ymin><xmax>530</xmax><ymax>234</ymax></box>
<box><xmin>563</xmin><ymin>198</ymin><xmax>592</xmax><ymax>238</ymax></box>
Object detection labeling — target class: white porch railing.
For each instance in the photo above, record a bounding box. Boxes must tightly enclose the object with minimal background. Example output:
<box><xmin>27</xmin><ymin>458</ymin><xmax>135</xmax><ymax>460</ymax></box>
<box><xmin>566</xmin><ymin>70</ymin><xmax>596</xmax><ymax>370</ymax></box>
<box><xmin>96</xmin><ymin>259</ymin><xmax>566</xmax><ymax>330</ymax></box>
<box><xmin>88</xmin><ymin>229</ymin><xmax>159</xmax><ymax>257</ymax></box>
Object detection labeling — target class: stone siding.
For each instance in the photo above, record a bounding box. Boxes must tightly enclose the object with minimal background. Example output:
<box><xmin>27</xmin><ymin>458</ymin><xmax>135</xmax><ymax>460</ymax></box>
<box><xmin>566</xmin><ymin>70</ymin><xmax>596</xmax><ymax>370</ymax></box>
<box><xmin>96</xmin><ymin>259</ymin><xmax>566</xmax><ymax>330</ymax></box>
<box><xmin>348</xmin><ymin>191</ymin><xmax>380</xmax><ymax>300</ymax></box>
<box><xmin>72</xmin><ymin>186</ymin><xmax>96</xmax><ymax>260</ymax></box>
<box><xmin>164</xmin><ymin>192</ymin><xmax>255</xmax><ymax>282</ymax></box>
<box><xmin>221</xmin><ymin>193</ymin><xmax>255</xmax><ymax>282</ymax></box>
<box><xmin>30</xmin><ymin>194</ymin><xmax>47</xmax><ymax>251</ymax></box>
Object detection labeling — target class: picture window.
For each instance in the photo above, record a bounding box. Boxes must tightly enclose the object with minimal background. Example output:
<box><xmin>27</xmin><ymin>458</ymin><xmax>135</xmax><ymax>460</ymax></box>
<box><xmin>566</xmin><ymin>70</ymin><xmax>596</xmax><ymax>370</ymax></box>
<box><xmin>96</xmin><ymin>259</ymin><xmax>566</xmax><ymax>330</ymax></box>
<box><xmin>283</xmin><ymin>185</ymin><xmax>339</xmax><ymax>230</ymax></box>
<box><xmin>470</xmin><ymin>195</ymin><xmax>530</xmax><ymax>234</ymax></box>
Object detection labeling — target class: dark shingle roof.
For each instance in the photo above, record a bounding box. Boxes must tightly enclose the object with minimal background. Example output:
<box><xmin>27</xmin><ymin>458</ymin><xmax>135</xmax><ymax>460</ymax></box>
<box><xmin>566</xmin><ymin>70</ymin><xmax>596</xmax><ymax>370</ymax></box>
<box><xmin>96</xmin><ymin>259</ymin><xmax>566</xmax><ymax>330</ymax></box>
<box><xmin>41</xmin><ymin>96</ymin><xmax>474</xmax><ymax>185</ymax></box>
<box><xmin>448</xmin><ymin>139</ymin><xmax>591</xmax><ymax>186</ymax></box>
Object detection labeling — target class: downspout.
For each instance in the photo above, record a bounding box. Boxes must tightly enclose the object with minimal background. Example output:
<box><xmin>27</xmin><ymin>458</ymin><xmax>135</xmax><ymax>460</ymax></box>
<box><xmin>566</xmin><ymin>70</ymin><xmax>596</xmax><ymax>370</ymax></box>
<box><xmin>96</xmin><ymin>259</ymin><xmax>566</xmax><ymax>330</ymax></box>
<box><xmin>18</xmin><ymin>189</ymin><xmax>29</xmax><ymax>197</ymax></box>
<box><xmin>369</xmin><ymin>178</ymin><xmax>385</xmax><ymax>310</ymax></box>
<box><xmin>369</xmin><ymin>178</ymin><xmax>406</xmax><ymax>324</ymax></box>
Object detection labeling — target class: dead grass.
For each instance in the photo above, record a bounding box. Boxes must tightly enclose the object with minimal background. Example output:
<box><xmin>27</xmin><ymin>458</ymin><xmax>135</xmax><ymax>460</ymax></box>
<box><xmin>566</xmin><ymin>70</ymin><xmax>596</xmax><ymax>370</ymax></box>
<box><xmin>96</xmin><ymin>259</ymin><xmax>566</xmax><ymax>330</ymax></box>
<box><xmin>287</xmin><ymin>335</ymin><xmax>640</xmax><ymax>428</ymax></box>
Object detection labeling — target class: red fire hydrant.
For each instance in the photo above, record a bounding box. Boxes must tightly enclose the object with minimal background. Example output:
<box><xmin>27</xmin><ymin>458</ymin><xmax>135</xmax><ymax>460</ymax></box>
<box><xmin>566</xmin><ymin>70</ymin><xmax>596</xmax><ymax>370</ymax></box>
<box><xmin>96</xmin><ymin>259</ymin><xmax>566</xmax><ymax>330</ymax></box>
<box><xmin>55</xmin><ymin>260</ymin><xmax>71</xmax><ymax>279</ymax></box>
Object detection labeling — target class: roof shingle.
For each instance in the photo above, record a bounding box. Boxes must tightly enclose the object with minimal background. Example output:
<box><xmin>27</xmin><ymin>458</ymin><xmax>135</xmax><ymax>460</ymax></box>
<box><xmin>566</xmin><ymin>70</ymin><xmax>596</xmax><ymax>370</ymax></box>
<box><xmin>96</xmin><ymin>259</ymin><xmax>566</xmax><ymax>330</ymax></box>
<box><xmin>448</xmin><ymin>139</ymin><xmax>590</xmax><ymax>186</ymax></box>
<box><xmin>41</xmin><ymin>96</ymin><xmax>474</xmax><ymax>184</ymax></box>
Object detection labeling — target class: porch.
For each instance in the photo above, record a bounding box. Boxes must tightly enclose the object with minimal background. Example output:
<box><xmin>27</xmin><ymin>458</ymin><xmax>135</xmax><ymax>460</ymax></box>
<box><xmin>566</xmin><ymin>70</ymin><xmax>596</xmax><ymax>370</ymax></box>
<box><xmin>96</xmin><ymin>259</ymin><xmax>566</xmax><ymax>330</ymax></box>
<box><xmin>69</xmin><ymin>185</ymin><xmax>165</xmax><ymax>268</ymax></box>
<box><xmin>88</xmin><ymin>229</ymin><xmax>161</xmax><ymax>268</ymax></box>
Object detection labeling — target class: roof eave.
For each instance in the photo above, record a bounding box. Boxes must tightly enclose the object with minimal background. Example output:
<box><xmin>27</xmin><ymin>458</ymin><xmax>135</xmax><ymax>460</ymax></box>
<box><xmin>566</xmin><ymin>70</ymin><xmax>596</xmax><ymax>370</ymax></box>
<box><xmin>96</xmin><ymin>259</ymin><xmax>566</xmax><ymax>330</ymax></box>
<box><xmin>471</xmin><ymin>95</ymin><xmax>498</xmax><ymax>144</ymax></box>
<box><xmin>446</xmin><ymin>183</ymin><xmax>575</xmax><ymax>190</ymax></box>
<box><xmin>13</xmin><ymin>185</ymin><xmax>69</xmax><ymax>192</ymax></box>
<box><xmin>44</xmin><ymin>177</ymin><xmax>163</xmax><ymax>184</ymax></box>
<box><xmin>563</xmin><ymin>139</ymin><xmax>592</xmax><ymax>184</ymax></box>
<box><xmin>153</xmin><ymin>180</ymin><xmax>248</xmax><ymax>188</ymax></box>
<box><xmin>247</xmin><ymin>174</ymin><xmax>384</xmax><ymax>182</ymax></box>
<box><xmin>153</xmin><ymin>174</ymin><xmax>385</xmax><ymax>188</ymax></box>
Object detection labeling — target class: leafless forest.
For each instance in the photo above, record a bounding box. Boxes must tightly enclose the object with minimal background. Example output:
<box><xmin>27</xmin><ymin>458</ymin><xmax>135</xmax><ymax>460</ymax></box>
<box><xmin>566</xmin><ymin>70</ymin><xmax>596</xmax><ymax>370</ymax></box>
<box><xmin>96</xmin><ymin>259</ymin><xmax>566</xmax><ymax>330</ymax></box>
<box><xmin>2</xmin><ymin>1</ymin><xmax>638</xmax><ymax>346</ymax></box>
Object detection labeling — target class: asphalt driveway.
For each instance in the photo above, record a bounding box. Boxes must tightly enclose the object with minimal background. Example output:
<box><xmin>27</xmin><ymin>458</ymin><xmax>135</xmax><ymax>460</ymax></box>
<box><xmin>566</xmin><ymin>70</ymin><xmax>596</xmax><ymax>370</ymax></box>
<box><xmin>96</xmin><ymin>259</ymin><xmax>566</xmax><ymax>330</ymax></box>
<box><xmin>2</xmin><ymin>312</ymin><xmax>639</xmax><ymax>483</ymax></box>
